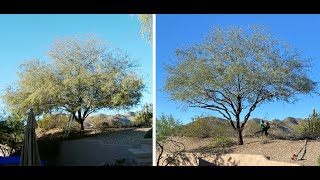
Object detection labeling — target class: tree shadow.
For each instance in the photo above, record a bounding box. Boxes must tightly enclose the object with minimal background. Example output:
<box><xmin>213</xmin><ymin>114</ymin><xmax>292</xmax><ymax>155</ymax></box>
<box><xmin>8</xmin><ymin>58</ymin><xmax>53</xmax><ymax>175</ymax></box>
<box><xmin>198</xmin><ymin>154</ymin><xmax>240</xmax><ymax>166</ymax></box>
<box><xmin>187</xmin><ymin>146</ymin><xmax>234</xmax><ymax>154</ymax></box>
<box><xmin>181</xmin><ymin>146</ymin><xmax>239</xmax><ymax>166</ymax></box>
<box><xmin>169</xmin><ymin>152</ymin><xmax>240</xmax><ymax>166</ymax></box>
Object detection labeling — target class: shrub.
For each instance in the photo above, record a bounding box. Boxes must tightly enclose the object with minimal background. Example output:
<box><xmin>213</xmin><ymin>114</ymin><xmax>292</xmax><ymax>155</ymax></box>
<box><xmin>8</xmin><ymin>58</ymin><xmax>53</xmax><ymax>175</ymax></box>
<box><xmin>178</xmin><ymin>116</ymin><xmax>235</xmax><ymax>139</ymax></box>
<box><xmin>156</xmin><ymin>114</ymin><xmax>182</xmax><ymax>141</ymax></box>
<box><xmin>38</xmin><ymin>114</ymin><xmax>69</xmax><ymax>130</ymax></box>
<box><xmin>212</xmin><ymin>136</ymin><xmax>236</xmax><ymax>148</ymax></box>
<box><xmin>132</xmin><ymin>103</ymin><xmax>153</xmax><ymax>128</ymax></box>
<box><xmin>295</xmin><ymin>109</ymin><xmax>320</xmax><ymax>140</ymax></box>
<box><xmin>179</xmin><ymin>118</ymin><xmax>212</xmax><ymax>138</ymax></box>
<box><xmin>0</xmin><ymin>113</ymin><xmax>25</xmax><ymax>156</ymax></box>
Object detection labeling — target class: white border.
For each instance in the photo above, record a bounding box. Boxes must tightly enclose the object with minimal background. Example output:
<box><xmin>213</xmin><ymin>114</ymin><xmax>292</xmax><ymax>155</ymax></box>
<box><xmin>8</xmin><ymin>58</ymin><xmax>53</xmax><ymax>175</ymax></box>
<box><xmin>152</xmin><ymin>13</ymin><xmax>156</xmax><ymax>166</ymax></box>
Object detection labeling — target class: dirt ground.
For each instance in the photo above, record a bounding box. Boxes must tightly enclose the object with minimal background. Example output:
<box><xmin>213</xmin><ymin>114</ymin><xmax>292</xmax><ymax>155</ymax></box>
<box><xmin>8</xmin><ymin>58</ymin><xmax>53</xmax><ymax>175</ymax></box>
<box><xmin>158</xmin><ymin>136</ymin><xmax>320</xmax><ymax>166</ymax></box>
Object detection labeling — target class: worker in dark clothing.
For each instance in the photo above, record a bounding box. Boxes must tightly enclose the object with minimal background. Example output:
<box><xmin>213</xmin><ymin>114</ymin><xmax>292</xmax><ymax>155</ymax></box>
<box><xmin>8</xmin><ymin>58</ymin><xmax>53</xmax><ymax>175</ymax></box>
<box><xmin>255</xmin><ymin>120</ymin><xmax>270</xmax><ymax>137</ymax></box>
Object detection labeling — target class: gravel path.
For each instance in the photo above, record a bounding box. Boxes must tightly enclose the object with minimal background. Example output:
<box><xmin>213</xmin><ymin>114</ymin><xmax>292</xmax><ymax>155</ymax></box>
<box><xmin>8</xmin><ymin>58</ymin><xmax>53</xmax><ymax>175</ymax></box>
<box><xmin>80</xmin><ymin>128</ymin><xmax>150</xmax><ymax>145</ymax></box>
<box><xmin>159</xmin><ymin>136</ymin><xmax>320</xmax><ymax>166</ymax></box>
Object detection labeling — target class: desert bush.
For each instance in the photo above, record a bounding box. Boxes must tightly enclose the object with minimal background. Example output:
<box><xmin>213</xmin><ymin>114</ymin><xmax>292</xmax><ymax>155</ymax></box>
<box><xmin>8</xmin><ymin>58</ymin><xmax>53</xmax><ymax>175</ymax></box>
<box><xmin>178</xmin><ymin>116</ymin><xmax>235</xmax><ymax>139</ymax></box>
<box><xmin>179</xmin><ymin>118</ymin><xmax>212</xmax><ymax>138</ymax></box>
<box><xmin>295</xmin><ymin>109</ymin><xmax>320</xmax><ymax>139</ymax></box>
<box><xmin>212</xmin><ymin>136</ymin><xmax>236</xmax><ymax>148</ymax></box>
<box><xmin>132</xmin><ymin>103</ymin><xmax>153</xmax><ymax>127</ymax></box>
<box><xmin>0</xmin><ymin>113</ymin><xmax>25</xmax><ymax>156</ymax></box>
<box><xmin>156</xmin><ymin>114</ymin><xmax>182</xmax><ymax>141</ymax></box>
<box><xmin>38</xmin><ymin>114</ymin><xmax>69</xmax><ymax>130</ymax></box>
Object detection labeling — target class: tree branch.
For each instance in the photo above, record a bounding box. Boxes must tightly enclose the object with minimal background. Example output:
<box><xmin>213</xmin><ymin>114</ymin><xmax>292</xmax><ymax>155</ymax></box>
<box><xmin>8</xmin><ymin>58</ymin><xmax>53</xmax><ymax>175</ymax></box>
<box><xmin>156</xmin><ymin>141</ymin><xmax>164</xmax><ymax>166</ymax></box>
<box><xmin>241</xmin><ymin>91</ymin><xmax>265</xmax><ymax>130</ymax></box>
<box><xmin>164</xmin><ymin>139</ymin><xmax>185</xmax><ymax>166</ymax></box>
<box><xmin>205</xmin><ymin>89</ymin><xmax>237</xmax><ymax>117</ymax></box>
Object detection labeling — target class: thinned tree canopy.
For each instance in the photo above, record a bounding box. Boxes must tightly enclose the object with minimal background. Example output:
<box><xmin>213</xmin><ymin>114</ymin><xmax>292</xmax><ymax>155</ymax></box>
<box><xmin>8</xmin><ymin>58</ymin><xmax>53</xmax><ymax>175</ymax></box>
<box><xmin>165</xmin><ymin>25</ymin><xmax>316</xmax><ymax>130</ymax></box>
<box><xmin>136</xmin><ymin>14</ymin><xmax>153</xmax><ymax>43</ymax></box>
<box><xmin>3</xmin><ymin>36</ymin><xmax>144</xmax><ymax>129</ymax></box>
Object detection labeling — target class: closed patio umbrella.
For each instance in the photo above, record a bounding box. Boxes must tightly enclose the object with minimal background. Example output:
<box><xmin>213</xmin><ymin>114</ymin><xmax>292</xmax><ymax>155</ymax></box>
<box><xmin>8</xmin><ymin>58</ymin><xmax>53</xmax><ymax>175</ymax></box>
<box><xmin>20</xmin><ymin>108</ymin><xmax>41</xmax><ymax>166</ymax></box>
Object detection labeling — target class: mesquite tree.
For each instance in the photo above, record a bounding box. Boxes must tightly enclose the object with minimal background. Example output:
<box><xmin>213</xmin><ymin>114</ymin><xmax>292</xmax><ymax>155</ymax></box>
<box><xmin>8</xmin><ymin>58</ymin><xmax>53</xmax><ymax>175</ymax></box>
<box><xmin>3</xmin><ymin>36</ymin><xmax>144</xmax><ymax>130</ymax></box>
<box><xmin>164</xmin><ymin>26</ymin><xmax>316</xmax><ymax>145</ymax></box>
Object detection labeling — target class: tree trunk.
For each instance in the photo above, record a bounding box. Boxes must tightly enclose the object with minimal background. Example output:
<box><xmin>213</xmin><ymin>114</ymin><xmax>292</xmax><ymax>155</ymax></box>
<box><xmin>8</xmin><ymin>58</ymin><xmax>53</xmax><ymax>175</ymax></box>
<box><xmin>0</xmin><ymin>147</ymin><xmax>7</xmax><ymax>157</ymax></box>
<box><xmin>80</xmin><ymin>120</ymin><xmax>84</xmax><ymax>131</ymax></box>
<box><xmin>237</xmin><ymin>128</ymin><xmax>244</xmax><ymax>145</ymax></box>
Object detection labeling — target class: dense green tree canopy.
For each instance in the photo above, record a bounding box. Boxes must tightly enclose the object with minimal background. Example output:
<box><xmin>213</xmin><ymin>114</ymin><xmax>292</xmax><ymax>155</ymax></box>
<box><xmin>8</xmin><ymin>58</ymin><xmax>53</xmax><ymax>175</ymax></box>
<box><xmin>3</xmin><ymin>36</ymin><xmax>144</xmax><ymax>130</ymax></box>
<box><xmin>164</xmin><ymin>26</ymin><xmax>317</xmax><ymax>144</ymax></box>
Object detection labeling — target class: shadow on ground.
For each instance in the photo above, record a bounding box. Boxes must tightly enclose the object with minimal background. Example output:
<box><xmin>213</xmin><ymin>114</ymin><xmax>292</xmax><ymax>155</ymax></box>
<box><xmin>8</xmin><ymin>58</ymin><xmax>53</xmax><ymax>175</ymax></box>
<box><xmin>187</xmin><ymin>146</ymin><xmax>234</xmax><ymax>154</ymax></box>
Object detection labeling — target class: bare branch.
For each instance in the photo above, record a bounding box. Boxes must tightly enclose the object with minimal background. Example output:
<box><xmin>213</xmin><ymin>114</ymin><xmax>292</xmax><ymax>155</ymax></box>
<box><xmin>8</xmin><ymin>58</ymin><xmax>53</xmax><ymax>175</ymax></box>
<box><xmin>156</xmin><ymin>141</ymin><xmax>164</xmax><ymax>166</ymax></box>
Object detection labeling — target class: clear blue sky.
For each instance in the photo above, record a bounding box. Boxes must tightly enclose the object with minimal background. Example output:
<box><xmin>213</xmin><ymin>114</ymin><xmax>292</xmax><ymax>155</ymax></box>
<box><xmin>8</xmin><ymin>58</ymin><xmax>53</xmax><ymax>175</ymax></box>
<box><xmin>0</xmin><ymin>14</ymin><xmax>152</xmax><ymax>115</ymax></box>
<box><xmin>156</xmin><ymin>14</ymin><xmax>320</xmax><ymax>124</ymax></box>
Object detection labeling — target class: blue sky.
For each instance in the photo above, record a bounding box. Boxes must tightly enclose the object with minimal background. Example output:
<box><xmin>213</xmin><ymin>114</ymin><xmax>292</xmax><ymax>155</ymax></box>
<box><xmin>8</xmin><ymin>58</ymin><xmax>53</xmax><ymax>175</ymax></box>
<box><xmin>156</xmin><ymin>14</ymin><xmax>320</xmax><ymax>124</ymax></box>
<box><xmin>0</xmin><ymin>14</ymin><xmax>152</xmax><ymax>116</ymax></box>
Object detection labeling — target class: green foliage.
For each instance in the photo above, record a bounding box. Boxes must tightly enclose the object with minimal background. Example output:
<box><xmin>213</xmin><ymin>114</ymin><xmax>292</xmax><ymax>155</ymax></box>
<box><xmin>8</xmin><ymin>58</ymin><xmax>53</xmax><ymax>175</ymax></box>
<box><xmin>178</xmin><ymin>116</ymin><xmax>235</xmax><ymax>138</ymax></box>
<box><xmin>0</xmin><ymin>113</ymin><xmax>25</xmax><ymax>156</ymax></box>
<box><xmin>132</xmin><ymin>103</ymin><xmax>153</xmax><ymax>127</ymax></box>
<box><xmin>164</xmin><ymin>25</ymin><xmax>316</xmax><ymax>145</ymax></box>
<box><xmin>212</xmin><ymin>136</ymin><xmax>236</xmax><ymax>148</ymax></box>
<box><xmin>295</xmin><ymin>109</ymin><xmax>320</xmax><ymax>139</ymax></box>
<box><xmin>2</xmin><ymin>35</ymin><xmax>144</xmax><ymax>130</ymax></box>
<box><xmin>182</xmin><ymin>117</ymin><xmax>212</xmax><ymax>138</ymax></box>
<box><xmin>38</xmin><ymin>114</ymin><xmax>69</xmax><ymax>130</ymax></box>
<box><xmin>156</xmin><ymin>114</ymin><xmax>182</xmax><ymax>141</ymax></box>
<box><xmin>136</xmin><ymin>14</ymin><xmax>153</xmax><ymax>43</ymax></box>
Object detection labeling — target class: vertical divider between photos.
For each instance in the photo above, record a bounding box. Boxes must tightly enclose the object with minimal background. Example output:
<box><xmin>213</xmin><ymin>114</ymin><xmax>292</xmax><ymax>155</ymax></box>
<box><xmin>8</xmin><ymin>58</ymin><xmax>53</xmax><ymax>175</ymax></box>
<box><xmin>152</xmin><ymin>13</ymin><xmax>156</xmax><ymax>166</ymax></box>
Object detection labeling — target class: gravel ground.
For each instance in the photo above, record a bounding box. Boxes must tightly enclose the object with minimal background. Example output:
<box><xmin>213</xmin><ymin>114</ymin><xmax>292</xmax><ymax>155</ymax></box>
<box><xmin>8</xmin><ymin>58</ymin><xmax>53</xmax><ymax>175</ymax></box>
<box><xmin>80</xmin><ymin>128</ymin><xmax>150</xmax><ymax>145</ymax></box>
<box><xmin>159</xmin><ymin>136</ymin><xmax>320</xmax><ymax>166</ymax></box>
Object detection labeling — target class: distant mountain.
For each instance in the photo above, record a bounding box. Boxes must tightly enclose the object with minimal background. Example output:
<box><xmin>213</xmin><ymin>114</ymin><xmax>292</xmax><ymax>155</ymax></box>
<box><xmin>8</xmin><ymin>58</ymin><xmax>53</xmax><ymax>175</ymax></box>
<box><xmin>183</xmin><ymin>116</ymin><xmax>305</xmax><ymax>139</ymax></box>
<box><xmin>243</xmin><ymin>117</ymin><xmax>304</xmax><ymax>139</ymax></box>
<box><xmin>283</xmin><ymin>117</ymin><xmax>301</xmax><ymax>125</ymax></box>
<box><xmin>86</xmin><ymin>112</ymin><xmax>136</xmax><ymax>128</ymax></box>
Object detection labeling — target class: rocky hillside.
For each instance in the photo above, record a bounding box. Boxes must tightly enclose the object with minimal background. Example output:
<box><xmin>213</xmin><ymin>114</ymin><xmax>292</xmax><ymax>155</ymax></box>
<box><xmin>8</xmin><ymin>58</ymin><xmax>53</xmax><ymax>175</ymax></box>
<box><xmin>85</xmin><ymin>112</ymin><xmax>136</xmax><ymax>128</ymax></box>
<box><xmin>243</xmin><ymin>117</ymin><xmax>303</xmax><ymax>138</ymax></box>
<box><xmin>182</xmin><ymin>116</ymin><xmax>305</xmax><ymax>139</ymax></box>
